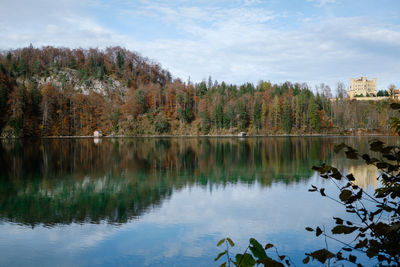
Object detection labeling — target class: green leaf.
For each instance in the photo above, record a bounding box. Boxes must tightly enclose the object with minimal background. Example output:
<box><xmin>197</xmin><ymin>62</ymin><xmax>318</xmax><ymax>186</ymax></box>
<box><xmin>217</xmin><ymin>238</ymin><xmax>226</xmax><ymax>247</ymax></box>
<box><xmin>235</xmin><ymin>253</ymin><xmax>256</xmax><ymax>267</ymax></box>
<box><xmin>308</xmin><ymin>249</ymin><xmax>335</xmax><ymax>264</ymax></box>
<box><xmin>339</xmin><ymin>189</ymin><xmax>352</xmax><ymax>201</ymax></box>
<box><xmin>305</xmin><ymin>227</ymin><xmax>314</xmax><ymax>232</ymax></box>
<box><xmin>331</xmin><ymin>225</ymin><xmax>358</xmax><ymax>234</ymax></box>
<box><xmin>226</xmin><ymin>237</ymin><xmax>235</xmax><ymax>247</ymax></box>
<box><xmin>302</xmin><ymin>256</ymin><xmax>310</xmax><ymax>264</ymax></box>
<box><xmin>214</xmin><ymin>251</ymin><xmax>227</xmax><ymax>261</ymax></box>
<box><xmin>219</xmin><ymin>262</ymin><xmax>226</xmax><ymax>267</ymax></box>
<box><xmin>249</xmin><ymin>238</ymin><xmax>268</xmax><ymax>260</ymax></box>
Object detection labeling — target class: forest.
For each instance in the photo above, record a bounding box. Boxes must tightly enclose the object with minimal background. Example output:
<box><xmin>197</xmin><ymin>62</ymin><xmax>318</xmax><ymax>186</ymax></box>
<box><xmin>0</xmin><ymin>45</ymin><xmax>397</xmax><ymax>137</ymax></box>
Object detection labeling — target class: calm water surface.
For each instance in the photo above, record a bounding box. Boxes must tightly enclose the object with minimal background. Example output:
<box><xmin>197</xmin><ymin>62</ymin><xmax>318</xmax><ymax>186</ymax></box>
<box><xmin>0</xmin><ymin>137</ymin><xmax>396</xmax><ymax>266</ymax></box>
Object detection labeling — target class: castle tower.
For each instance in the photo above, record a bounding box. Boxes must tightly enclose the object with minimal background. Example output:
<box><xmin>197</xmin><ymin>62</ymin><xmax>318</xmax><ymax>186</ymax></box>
<box><xmin>348</xmin><ymin>77</ymin><xmax>377</xmax><ymax>98</ymax></box>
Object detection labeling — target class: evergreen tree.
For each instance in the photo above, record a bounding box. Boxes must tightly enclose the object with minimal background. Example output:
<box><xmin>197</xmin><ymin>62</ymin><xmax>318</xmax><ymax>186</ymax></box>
<box><xmin>293</xmin><ymin>96</ymin><xmax>301</xmax><ymax>130</ymax></box>
<box><xmin>111</xmin><ymin>108</ymin><xmax>120</xmax><ymax>132</ymax></box>
<box><xmin>117</xmin><ymin>51</ymin><xmax>125</xmax><ymax>70</ymax></box>
<box><xmin>282</xmin><ymin>98</ymin><xmax>292</xmax><ymax>133</ymax></box>
<box><xmin>10</xmin><ymin>61</ymin><xmax>18</xmax><ymax>77</ymax></box>
<box><xmin>196</xmin><ymin>81</ymin><xmax>207</xmax><ymax>96</ymax></box>
<box><xmin>32</xmin><ymin>60</ymin><xmax>40</xmax><ymax>75</ymax></box>
<box><xmin>89</xmin><ymin>56</ymin><xmax>96</xmax><ymax>74</ymax></box>
<box><xmin>224</xmin><ymin>104</ymin><xmax>233</xmax><ymax>129</ymax></box>
<box><xmin>253</xmin><ymin>100</ymin><xmax>262</xmax><ymax>129</ymax></box>
<box><xmin>0</xmin><ymin>85</ymin><xmax>6</xmax><ymax>112</ymax></box>
<box><xmin>237</xmin><ymin>100</ymin><xmax>248</xmax><ymax>130</ymax></box>
<box><xmin>213</xmin><ymin>103</ymin><xmax>224</xmax><ymax>129</ymax></box>
<box><xmin>154</xmin><ymin>113</ymin><xmax>170</xmax><ymax>134</ymax></box>
<box><xmin>69</xmin><ymin>57</ymin><xmax>76</xmax><ymax>69</ymax></box>
<box><xmin>30</xmin><ymin>84</ymin><xmax>41</xmax><ymax>113</ymax></box>
<box><xmin>201</xmin><ymin>111</ymin><xmax>210</xmax><ymax>134</ymax></box>
<box><xmin>308</xmin><ymin>97</ymin><xmax>321</xmax><ymax>132</ymax></box>
<box><xmin>97</xmin><ymin>63</ymin><xmax>106</xmax><ymax>80</ymax></box>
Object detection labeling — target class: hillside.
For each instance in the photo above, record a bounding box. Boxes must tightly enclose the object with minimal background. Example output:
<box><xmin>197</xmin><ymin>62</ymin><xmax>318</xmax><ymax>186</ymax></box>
<box><xmin>0</xmin><ymin>46</ymin><xmax>397</xmax><ymax>137</ymax></box>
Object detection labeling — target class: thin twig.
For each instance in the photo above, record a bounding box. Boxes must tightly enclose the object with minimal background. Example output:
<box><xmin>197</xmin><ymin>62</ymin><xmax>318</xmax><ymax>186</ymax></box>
<box><xmin>226</xmin><ymin>240</ymin><xmax>231</xmax><ymax>267</ymax></box>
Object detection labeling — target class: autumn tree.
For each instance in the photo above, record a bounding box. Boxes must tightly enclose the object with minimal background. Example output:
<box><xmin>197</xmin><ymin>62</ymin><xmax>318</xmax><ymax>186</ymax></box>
<box><xmin>282</xmin><ymin>98</ymin><xmax>292</xmax><ymax>133</ymax></box>
<box><xmin>40</xmin><ymin>83</ymin><xmax>57</xmax><ymax>135</ymax></box>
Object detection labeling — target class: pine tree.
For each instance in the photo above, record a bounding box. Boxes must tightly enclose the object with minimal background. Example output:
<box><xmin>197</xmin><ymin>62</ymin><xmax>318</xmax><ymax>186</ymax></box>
<box><xmin>308</xmin><ymin>97</ymin><xmax>321</xmax><ymax>133</ymax></box>
<box><xmin>117</xmin><ymin>51</ymin><xmax>125</xmax><ymax>70</ymax></box>
<box><xmin>282</xmin><ymin>98</ymin><xmax>292</xmax><ymax>133</ymax></box>
<box><xmin>224</xmin><ymin>104</ymin><xmax>235</xmax><ymax>129</ymax></box>
<box><xmin>201</xmin><ymin>111</ymin><xmax>210</xmax><ymax>134</ymax></box>
<box><xmin>213</xmin><ymin>103</ymin><xmax>224</xmax><ymax>128</ymax></box>
<box><xmin>238</xmin><ymin>100</ymin><xmax>248</xmax><ymax>130</ymax></box>
<box><xmin>32</xmin><ymin>60</ymin><xmax>40</xmax><ymax>75</ymax></box>
<box><xmin>17</xmin><ymin>58</ymin><xmax>28</xmax><ymax>76</ymax></box>
<box><xmin>253</xmin><ymin>100</ymin><xmax>262</xmax><ymax>129</ymax></box>
<box><xmin>293</xmin><ymin>96</ymin><xmax>301</xmax><ymax>130</ymax></box>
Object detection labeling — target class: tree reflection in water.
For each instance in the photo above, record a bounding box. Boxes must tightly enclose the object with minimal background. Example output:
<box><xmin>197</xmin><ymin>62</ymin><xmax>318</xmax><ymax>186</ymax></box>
<box><xmin>0</xmin><ymin>137</ymin><xmax>385</xmax><ymax>227</ymax></box>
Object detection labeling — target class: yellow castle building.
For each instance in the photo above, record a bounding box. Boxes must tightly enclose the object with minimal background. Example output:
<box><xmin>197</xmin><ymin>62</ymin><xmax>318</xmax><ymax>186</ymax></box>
<box><xmin>347</xmin><ymin>77</ymin><xmax>377</xmax><ymax>98</ymax></box>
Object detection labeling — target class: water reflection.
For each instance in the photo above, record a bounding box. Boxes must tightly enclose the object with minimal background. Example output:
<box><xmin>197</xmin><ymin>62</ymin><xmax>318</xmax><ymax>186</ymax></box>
<box><xmin>347</xmin><ymin>164</ymin><xmax>378</xmax><ymax>189</ymax></box>
<box><xmin>0</xmin><ymin>137</ymin><xmax>387</xmax><ymax>227</ymax></box>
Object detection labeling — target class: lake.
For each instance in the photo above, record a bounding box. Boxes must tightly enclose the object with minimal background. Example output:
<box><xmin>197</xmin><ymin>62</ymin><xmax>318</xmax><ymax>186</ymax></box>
<box><xmin>0</xmin><ymin>137</ymin><xmax>395</xmax><ymax>266</ymax></box>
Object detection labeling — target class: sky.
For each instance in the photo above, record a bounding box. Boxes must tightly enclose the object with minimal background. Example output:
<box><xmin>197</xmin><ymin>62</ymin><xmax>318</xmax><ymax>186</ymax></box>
<box><xmin>0</xmin><ymin>0</ymin><xmax>399</xmax><ymax>90</ymax></box>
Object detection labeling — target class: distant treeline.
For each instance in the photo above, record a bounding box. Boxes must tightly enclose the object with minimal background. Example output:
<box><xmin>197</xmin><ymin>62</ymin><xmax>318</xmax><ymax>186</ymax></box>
<box><xmin>0</xmin><ymin>46</ymin><xmax>396</xmax><ymax>137</ymax></box>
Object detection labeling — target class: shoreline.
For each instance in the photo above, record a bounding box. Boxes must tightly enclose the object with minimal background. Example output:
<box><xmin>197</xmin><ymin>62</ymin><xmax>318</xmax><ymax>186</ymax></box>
<box><xmin>0</xmin><ymin>133</ymin><xmax>397</xmax><ymax>139</ymax></box>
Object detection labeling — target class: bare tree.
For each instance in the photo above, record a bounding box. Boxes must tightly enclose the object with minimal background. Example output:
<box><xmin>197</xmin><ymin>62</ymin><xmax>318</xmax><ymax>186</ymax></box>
<box><xmin>388</xmin><ymin>84</ymin><xmax>396</xmax><ymax>98</ymax></box>
<box><xmin>336</xmin><ymin>81</ymin><xmax>346</xmax><ymax>99</ymax></box>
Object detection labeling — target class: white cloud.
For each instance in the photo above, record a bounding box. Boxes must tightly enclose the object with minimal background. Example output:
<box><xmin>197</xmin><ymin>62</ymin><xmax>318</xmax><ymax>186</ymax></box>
<box><xmin>307</xmin><ymin>0</ymin><xmax>336</xmax><ymax>7</ymax></box>
<box><xmin>0</xmin><ymin>0</ymin><xmax>399</xmax><ymax>89</ymax></box>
